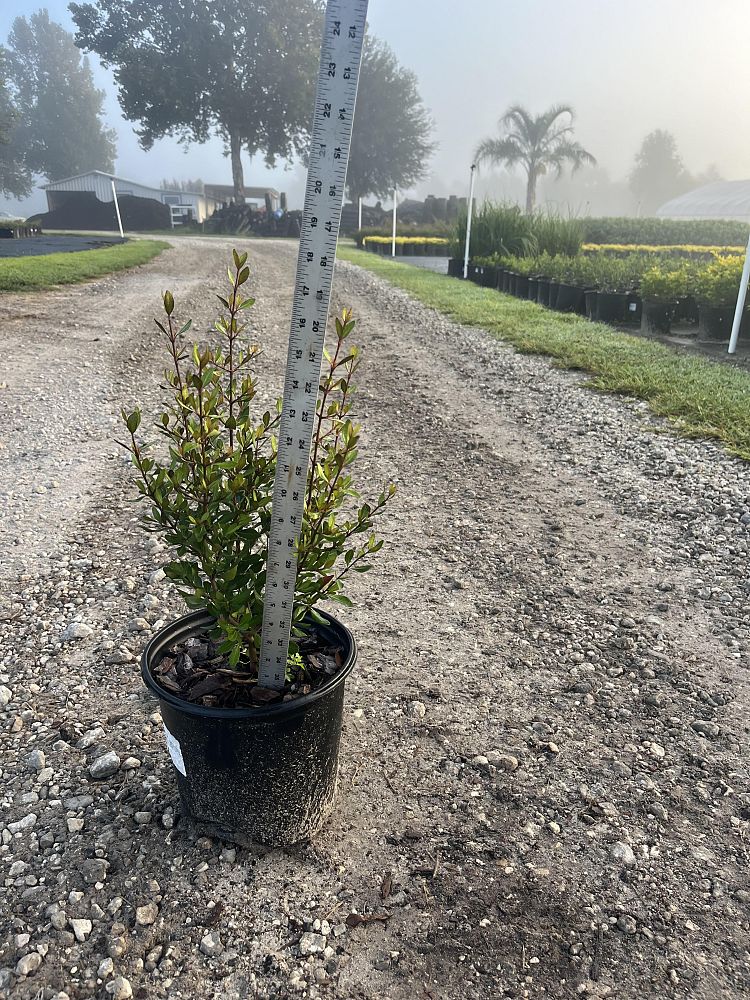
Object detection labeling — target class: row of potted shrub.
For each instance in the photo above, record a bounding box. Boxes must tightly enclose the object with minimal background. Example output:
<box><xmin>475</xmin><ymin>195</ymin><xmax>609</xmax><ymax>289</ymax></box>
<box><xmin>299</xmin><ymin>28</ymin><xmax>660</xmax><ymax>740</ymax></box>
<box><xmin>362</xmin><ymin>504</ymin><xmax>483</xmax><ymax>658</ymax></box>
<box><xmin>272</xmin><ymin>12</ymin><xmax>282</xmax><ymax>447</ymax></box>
<box><xmin>452</xmin><ymin>251</ymin><xmax>750</xmax><ymax>341</ymax></box>
<box><xmin>363</xmin><ymin>235</ymin><xmax>450</xmax><ymax>256</ymax></box>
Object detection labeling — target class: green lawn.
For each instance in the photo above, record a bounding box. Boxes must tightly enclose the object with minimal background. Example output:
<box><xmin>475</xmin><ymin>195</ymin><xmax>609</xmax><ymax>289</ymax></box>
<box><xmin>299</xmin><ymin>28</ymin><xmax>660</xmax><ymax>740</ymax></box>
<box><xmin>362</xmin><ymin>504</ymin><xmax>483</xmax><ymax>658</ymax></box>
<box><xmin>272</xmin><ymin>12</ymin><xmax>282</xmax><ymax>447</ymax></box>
<box><xmin>337</xmin><ymin>246</ymin><xmax>750</xmax><ymax>460</ymax></box>
<box><xmin>0</xmin><ymin>239</ymin><xmax>170</xmax><ymax>293</ymax></box>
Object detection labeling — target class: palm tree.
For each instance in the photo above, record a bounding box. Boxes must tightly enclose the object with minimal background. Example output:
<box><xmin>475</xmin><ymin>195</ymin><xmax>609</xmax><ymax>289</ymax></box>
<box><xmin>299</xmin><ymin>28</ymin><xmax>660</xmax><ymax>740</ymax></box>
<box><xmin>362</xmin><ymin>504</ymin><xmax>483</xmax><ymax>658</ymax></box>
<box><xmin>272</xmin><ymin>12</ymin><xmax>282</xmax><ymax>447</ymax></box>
<box><xmin>475</xmin><ymin>105</ymin><xmax>596</xmax><ymax>213</ymax></box>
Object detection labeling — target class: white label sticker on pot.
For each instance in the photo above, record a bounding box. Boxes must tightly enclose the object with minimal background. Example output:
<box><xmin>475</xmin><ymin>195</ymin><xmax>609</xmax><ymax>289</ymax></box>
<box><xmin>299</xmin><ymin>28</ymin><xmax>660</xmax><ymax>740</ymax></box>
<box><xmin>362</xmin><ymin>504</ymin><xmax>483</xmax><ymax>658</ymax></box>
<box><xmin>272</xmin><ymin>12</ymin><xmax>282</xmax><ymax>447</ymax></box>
<box><xmin>163</xmin><ymin>724</ymin><xmax>186</xmax><ymax>776</ymax></box>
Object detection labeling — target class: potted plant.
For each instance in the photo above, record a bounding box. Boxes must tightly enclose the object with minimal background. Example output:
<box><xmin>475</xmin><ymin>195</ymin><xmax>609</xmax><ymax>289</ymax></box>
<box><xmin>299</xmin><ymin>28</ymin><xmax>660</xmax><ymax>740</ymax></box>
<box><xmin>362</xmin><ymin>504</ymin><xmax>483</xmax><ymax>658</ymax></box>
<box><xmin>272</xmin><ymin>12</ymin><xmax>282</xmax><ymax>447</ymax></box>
<box><xmin>695</xmin><ymin>255</ymin><xmax>748</xmax><ymax>342</ymax></box>
<box><xmin>121</xmin><ymin>251</ymin><xmax>395</xmax><ymax>846</ymax></box>
<box><xmin>640</xmin><ymin>265</ymin><xmax>684</xmax><ymax>335</ymax></box>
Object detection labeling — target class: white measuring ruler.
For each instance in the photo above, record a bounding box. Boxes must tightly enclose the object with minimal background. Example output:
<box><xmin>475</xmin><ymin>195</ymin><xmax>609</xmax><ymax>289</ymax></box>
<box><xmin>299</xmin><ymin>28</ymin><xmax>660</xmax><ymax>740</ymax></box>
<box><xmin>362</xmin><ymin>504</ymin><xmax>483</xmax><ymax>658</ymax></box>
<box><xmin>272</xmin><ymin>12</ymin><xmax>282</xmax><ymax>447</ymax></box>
<box><xmin>258</xmin><ymin>0</ymin><xmax>369</xmax><ymax>689</ymax></box>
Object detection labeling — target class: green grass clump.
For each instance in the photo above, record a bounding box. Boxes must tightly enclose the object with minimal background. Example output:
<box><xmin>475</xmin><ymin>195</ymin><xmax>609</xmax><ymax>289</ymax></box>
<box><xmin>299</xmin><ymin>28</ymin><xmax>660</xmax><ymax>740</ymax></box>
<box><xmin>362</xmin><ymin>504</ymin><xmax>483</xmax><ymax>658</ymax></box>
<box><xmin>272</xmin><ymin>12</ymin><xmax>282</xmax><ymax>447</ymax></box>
<box><xmin>0</xmin><ymin>239</ymin><xmax>170</xmax><ymax>293</ymax></box>
<box><xmin>337</xmin><ymin>245</ymin><xmax>750</xmax><ymax>460</ymax></box>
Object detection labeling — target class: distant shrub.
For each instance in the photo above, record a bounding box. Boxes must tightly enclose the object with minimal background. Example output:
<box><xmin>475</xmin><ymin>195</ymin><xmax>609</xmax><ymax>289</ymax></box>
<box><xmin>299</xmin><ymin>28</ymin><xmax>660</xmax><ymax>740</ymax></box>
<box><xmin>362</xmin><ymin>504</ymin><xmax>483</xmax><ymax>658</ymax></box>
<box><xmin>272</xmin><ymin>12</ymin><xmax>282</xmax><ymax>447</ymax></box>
<box><xmin>581</xmin><ymin>217</ymin><xmax>750</xmax><ymax>248</ymax></box>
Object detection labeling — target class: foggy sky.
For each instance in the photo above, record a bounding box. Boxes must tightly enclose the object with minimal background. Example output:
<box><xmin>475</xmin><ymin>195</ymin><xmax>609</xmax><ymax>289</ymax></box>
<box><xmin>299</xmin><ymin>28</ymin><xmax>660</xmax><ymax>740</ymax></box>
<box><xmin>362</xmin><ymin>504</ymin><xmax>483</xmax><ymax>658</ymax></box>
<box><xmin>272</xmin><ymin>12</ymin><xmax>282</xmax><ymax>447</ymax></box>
<box><xmin>2</xmin><ymin>0</ymin><xmax>749</xmax><ymax>215</ymax></box>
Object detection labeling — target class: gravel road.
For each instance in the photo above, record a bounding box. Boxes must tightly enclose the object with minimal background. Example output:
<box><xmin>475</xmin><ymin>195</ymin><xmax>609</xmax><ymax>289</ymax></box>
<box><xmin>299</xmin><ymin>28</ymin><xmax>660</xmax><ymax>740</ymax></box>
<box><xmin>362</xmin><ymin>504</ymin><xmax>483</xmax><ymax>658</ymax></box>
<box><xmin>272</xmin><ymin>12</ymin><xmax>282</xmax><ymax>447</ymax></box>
<box><xmin>2</xmin><ymin>237</ymin><xmax>749</xmax><ymax>1000</ymax></box>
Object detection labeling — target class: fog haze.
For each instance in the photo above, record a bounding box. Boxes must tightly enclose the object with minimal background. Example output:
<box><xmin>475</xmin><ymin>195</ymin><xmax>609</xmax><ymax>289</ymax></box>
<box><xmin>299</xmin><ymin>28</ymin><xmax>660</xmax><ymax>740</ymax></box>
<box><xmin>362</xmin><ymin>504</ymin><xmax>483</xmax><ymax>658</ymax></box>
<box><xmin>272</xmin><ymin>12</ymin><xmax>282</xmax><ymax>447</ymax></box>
<box><xmin>2</xmin><ymin>0</ymin><xmax>749</xmax><ymax>215</ymax></box>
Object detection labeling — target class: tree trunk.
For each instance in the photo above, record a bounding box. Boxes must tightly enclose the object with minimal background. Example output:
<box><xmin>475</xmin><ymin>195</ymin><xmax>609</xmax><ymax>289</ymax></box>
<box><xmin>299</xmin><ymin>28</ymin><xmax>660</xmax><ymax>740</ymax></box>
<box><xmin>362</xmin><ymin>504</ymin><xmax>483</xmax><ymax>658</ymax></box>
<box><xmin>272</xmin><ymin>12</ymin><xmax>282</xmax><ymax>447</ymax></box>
<box><xmin>525</xmin><ymin>169</ymin><xmax>537</xmax><ymax>214</ymax></box>
<box><xmin>230</xmin><ymin>131</ymin><xmax>244</xmax><ymax>203</ymax></box>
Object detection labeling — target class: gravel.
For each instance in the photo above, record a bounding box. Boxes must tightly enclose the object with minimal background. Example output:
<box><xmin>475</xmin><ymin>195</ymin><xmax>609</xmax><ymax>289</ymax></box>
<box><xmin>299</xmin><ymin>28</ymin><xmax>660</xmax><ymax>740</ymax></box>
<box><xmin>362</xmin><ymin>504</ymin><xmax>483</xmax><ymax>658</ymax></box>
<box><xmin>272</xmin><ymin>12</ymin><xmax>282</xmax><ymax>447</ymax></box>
<box><xmin>1</xmin><ymin>239</ymin><xmax>749</xmax><ymax>999</ymax></box>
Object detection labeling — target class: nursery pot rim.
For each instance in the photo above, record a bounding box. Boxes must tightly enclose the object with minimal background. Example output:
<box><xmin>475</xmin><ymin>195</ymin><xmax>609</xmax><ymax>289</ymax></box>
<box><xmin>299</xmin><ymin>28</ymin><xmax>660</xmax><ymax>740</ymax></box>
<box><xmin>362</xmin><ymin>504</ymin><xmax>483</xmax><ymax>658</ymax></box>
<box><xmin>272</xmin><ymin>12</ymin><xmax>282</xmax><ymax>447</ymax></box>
<box><xmin>141</xmin><ymin>608</ymin><xmax>357</xmax><ymax>722</ymax></box>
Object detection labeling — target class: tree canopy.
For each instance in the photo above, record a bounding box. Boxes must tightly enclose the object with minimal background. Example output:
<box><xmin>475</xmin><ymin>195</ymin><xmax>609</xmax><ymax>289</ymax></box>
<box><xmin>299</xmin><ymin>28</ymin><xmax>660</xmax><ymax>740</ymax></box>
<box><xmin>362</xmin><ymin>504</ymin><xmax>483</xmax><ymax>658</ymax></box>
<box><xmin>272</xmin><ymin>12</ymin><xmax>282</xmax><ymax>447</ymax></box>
<box><xmin>475</xmin><ymin>105</ymin><xmax>596</xmax><ymax>213</ymax></box>
<box><xmin>71</xmin><ymin>0</ymin><xmax>323</xmax><ymax>201</ymax></box>
<box><xmin>7</xmin><ymin>10</ymin><xmax>116</xmax><ymax>182</ymax></box>
<box><xmin>346</xmin><ymin>37</ymin><xmax>435</xmax><ymax>204</ymax></box>
<box><xmin>629</xmin><ymin>130</ymin><xmax>693</xmax><ymax>214</ymax></box>
<box><xmin>0</xmin><ymin>46</ymin><xmax>31</xmax><ymax>199</ymax></box>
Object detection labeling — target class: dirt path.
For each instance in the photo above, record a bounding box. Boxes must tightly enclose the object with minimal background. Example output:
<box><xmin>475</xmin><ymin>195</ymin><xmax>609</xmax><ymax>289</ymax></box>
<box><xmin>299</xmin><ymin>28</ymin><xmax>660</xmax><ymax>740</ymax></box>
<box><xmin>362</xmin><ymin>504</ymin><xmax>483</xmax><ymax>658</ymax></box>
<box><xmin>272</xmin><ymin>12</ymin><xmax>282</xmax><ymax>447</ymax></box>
<box><xmin>2</xmin><ymin>239</ymin><xmax>749</xmax><ymax>1000</ymax></box>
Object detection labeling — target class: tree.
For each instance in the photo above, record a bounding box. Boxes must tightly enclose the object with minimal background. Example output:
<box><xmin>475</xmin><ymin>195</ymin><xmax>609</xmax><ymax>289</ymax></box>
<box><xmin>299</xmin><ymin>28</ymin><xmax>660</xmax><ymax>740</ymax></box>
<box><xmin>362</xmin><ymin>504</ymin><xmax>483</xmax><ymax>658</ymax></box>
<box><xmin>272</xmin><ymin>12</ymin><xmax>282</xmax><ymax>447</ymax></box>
<box><xmin>475</xmin><ymin>105</ymin><xmax>596</xmax><ymax>214</ymax></box>
<box><xmin>346</xmin><ymin>36</ymin><xmax>435</xmax><ymax>205</ymax></box>
<box><xmin>71</xmin><ymin>0</ymin><xmax>323</xmax><ymax>202</ymax></box>
<box><xmin>0</xmin><ymin>47</ymin><xmax>31</xmax><ymax>198</ymax></box>
<box><xmin>7</xmin><ymin>10</ymin><xmax>116</xmax><ymax>182</ymax></box>
<box><xmin>161</xmin><ymin>177</ymin><xmax>205</xmax><ymax>193</ymax></box>
<box><xmin>629</xmin><ymin>130</ymin><xmax>693</xmax><ymax>214</ymax></box>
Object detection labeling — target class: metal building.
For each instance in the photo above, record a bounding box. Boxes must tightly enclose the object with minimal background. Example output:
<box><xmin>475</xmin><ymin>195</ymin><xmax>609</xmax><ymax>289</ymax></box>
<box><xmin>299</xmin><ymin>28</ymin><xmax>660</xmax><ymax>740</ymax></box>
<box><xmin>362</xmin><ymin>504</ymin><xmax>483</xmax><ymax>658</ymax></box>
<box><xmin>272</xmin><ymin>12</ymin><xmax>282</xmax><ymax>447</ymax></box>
<box><xmin>43</xmin><ymin>170</ymin><xmax>221</xmax><ymax>225</ymax></box>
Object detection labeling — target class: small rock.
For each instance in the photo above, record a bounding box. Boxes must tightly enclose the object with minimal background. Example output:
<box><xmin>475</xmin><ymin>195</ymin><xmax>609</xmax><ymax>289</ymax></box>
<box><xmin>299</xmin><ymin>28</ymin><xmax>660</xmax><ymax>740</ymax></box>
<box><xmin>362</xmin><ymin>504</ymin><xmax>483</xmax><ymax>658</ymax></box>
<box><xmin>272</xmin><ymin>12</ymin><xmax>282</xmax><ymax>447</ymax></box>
<box><xmin>107</xmin><ymin>976</ymin><xmax>133</xmax><ymax>999</ymax></box>
<box><xmin>98</xmin><ymin>957</ymin><xmax>114</xmax><ymax>979</ymax></box>
<box><xmin>89</xmin><ymin>751</ymin><xmax>121</xmax><ymax>779</ymax></box>
<box><xmin>409</xmin><ymin>700</ymin><xmax>426</xmax><ymax>719</ymax></box>
<box><xmin>27</xmin><ymin>749</ymin><xmax>46</xmax><ymax>772</ymax></box>
<box><xmin>15</xmin><ymin>952</ymin><xmax>42</xmax><ymax>976</ymax></box>
<box><xmin>610</xmin><ymin>842</ymin><xmax>636</xmax><ymax>867</ymax></box>
<box><xmin>135</xmin><ymin>902</ymin><xmax>159</xmax><ymax>926</ymax></box>
<box><xmin>200</xmin><ymin>930</ymin><xmax>223</xmax><ymax>957</ymax></box>
<box><xmin>8</xmin><ymin>813</ymin><xmax>37</xmax><ymax>835</ymax></box>
<box><xmin>149</xmin><ymin>568</ymin><xmax>166</xmax><ymax>584</ymax></box>
<box><xmin>616</xmin><ymin>914</ymin><xmax>637</xmax><ymax>935</ymax></box>
<box><xmin>299</xmin><ymin>932</ymin><xmax>327</xmax><ymax>955</ymax></box>
<box><xmin>691</xmin><ymin>720</ymin><xmax>720</xmax><ymax>740</ymax></box>
<box><xmin>70</xmin><ymin>918</ymin><xmax>92</xmax><ymax>942</ymax></box>
<box><xmin>67</xmin><ymin>817</ymin><xmax>85</xmax><ymax>833</ymax></box>
<box><xmin>134</xmin><ymin>811</ymin><xmax>152</xmax><ymax>825</ymax></box>
<box><xmin>81</xmin><ymin>858</ymin><xmax>110</xmax><ymax>884</ymax></box>
<box><xmin>496</xmin><ymin>754</ymin><xmax>519</xmax><ymax>772</ymax></box>
<box><xmin>77</xmin><ymin>728</ymin><xmax>105</xmax><ymax>749</ymax></box>
<box><xmin>62</xmin><ymin>621</ymin><xmax>94</xmax><ymax>641</ymax></box>
<box><xmin>0</xmin><ymin>685</ymin><xmax>13</xmax><ymax>708</ymax></box>
<box><xmin>648</xmin><ymin>802</ymin><xmax>668</xmax><ymax>821</ymax></box>
<box><xmin>105</xmin><ymin>651</ymin><xmax>134</xmax><ymax>665</ymax></box>
<box><xmin>649</xmin><ymin>743</ymin><xmax>666</xmax><ymax>759</ymax></box>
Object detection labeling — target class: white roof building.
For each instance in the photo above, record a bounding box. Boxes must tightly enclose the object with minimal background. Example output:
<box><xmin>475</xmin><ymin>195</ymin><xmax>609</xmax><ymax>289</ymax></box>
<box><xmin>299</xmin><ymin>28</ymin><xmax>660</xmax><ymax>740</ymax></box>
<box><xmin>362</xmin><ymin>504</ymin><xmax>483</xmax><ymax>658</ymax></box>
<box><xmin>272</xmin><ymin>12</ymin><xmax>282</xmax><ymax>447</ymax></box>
<box><xmin>657</xmin><ymin>180</ymin><xmax>750</xmax><ymax>223</ymax></box>
<box><xmin>43</xmin><ymin>170</ymin><xmax>221</xmax><ymax>224</ymax></box>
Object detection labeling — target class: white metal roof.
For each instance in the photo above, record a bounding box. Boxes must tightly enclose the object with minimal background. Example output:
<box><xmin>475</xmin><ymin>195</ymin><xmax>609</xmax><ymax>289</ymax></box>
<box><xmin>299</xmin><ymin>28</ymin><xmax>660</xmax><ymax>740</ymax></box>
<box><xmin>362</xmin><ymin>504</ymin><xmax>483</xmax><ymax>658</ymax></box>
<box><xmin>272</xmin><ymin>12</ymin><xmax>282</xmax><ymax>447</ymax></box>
<box><xmin>657</xmin><ymin>180</ymin><xmax>750</xmax><ymax>222</ymax></box>
<box><xmin>44</xmin><ymin>169</ymin><xmax>203</xmax><ymax>197</ymax></box>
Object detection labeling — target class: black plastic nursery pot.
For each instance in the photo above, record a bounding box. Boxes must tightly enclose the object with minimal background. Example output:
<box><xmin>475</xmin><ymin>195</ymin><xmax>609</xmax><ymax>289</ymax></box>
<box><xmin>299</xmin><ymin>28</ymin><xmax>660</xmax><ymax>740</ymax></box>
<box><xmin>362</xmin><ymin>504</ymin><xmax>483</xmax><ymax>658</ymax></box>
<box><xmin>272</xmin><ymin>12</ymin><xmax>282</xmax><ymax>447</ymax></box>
<box><xmin>514</xmin><ymin>274</ymin><xmax>529</xmax><ymax>297</ymax></box>
<box><xmin>502</xmin><ymin>270</ymin><xmax>513</xmax><ymax>293</ymax></box>
<box><xmin>584</xmin><ymin>290</ymin><xmax>598</xmax><ymax>319</ymax></box>
<box><xmin>625</xmin><ymin>294</ymin><xmax>642</xmax><ymax>326</ymax></box>
<box><xmin>536</xmin><ymin>279</ymin><xmax>550</xmax><ymax>306</ymax></box>
<box><xmin>481</xmin><ymin>265</ymin><xmax>499</xmax><ymax>288</ymax></box>
<box><xmin>594</xmin><ymin>291</ymin><xmax>629</xmax><ymax>324</ymax></box>
<box><xmin>447</xmin><ymin>257</ymin><xmax>464</xmax><ymax>278</ymax></box>
<box><xmin>641</xmin><ymin>300</ymin><xmax>676</xmax><ymax>335</ymax></box>
<box><xmin>142</xmin><ymin>609</ymin><xmax>357</xmax><ymax>847</ymax></box>
<box><xmin>556</xmin><ymin>282</ymin><xmax>585</xmax><ymax>314</ymax></box>
<box><xmin>697</xmin><ymin>304</ymin><xmax>734</xmax><ymax>342</ymax></box>
<box><xmin>675</xmin><ymin>295</ymin><xmax>699</xmax><ymax>326</ymax></box>
<box><xmin>527</xmin><ymin>277</ymin><xmax>539</xmax><ymax>301</ymax></box>
<box><xmin>548</xmin><ymin>281</ymin><xmax>560</xmax><ymax>310</ymax></box>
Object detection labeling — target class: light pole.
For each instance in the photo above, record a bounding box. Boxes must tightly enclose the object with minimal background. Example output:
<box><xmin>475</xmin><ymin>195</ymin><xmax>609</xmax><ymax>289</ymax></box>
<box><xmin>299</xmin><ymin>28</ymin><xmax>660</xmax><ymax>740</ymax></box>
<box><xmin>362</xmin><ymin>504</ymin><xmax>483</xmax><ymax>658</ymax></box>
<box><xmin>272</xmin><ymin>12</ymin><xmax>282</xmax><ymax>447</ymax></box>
<box><xmin>463</xmin><ymin>164</ymin><xmax>476</xmax><ymax>280</ymax></box>
<box><xmin>391</xmin><ymin>188</ymin><xmax>397</xmax><ymax>257</ymax></box>
<box><xmin>728</xmin><ymin>230</ymin><xmax>750</xmax><ymax>355</ymax></box>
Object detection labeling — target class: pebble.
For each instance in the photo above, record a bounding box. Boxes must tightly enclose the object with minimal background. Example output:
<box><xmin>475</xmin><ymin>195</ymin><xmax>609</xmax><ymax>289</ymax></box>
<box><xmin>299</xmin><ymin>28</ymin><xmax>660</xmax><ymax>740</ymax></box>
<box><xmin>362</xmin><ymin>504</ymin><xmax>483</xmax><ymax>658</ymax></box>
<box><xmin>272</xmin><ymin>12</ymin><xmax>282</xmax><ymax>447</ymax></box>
<box><xmin>70</xmin><ymin>918</ymin><xmax>92</xmax><ymax>942</ymax></box>
<box><xmin>89</xmin><ymin>751</ymin><xmax>121</xmax><ymax>779</ymax></box>
<box><xmin>98</xmin><ymin>957</ymin><xmax>114</xmax><ymax>979</ymax></box>
<box><xmin>136</xmin><ymin>902</ymin><xmax>159</xmax><ymax>926</ymax></box>
<box><xmin>8</xmin><ymin>813</ymin><xmax>37</xmax><ymax>835</ymax></box>
<box><xmin>107</xmin><ymin>976</ymin><xmax>133</xmax><ymax>999</ymax></box>
<box><xmin>15</xmin><ymin>952</ymin><xmax>42</xmax><ymax>976</ymax></box>
<box><xmin>0</xmin><ymin>685</ymin><xmax>11</xmax><ymax>708</ymax></box>
<box><xmin>62</xmin><ymin>621</ymin><xmax>94</xmax><ymax>641</ymax></box>
<box><xmin>610</xmin><ymin>842</ymin><xmax>636</xmax><ymax>866</ymax></box>
<box><xmin>27</xmin><ymin>749</ymin><xmax>46</xmax><ymax>772</ymax></box>
<box><xmin>616</xmin><ymin>914</ymin><xmax>637</xmax><ymax>935</ymax></box>
<box><xmin>299</xmin><ymin>932</ymin><xmax>328</xmax><ymax>955</ymax></box>
<box><xmin>691</xmin><ymin>720</ymin><xmax>720</xmax><ymax>739</ymax></box>
<box><xmin>134</xmin><ymin>811</ymin><xmax>152</xmax><ymax>825</ymax></box>
<box><xmin>409</xmin><ymin>700</ymin><xmax>426</xmax><ymax>719</ymax></box>
<box><xmin>496</xmin><ymin>754</ymin><xmax>519</xmax><ymax>772</ymax></box>
<box><xmin>200</xmin><ymin>931</ymin><xmax>223</xmax><ymax>957</ymax></box>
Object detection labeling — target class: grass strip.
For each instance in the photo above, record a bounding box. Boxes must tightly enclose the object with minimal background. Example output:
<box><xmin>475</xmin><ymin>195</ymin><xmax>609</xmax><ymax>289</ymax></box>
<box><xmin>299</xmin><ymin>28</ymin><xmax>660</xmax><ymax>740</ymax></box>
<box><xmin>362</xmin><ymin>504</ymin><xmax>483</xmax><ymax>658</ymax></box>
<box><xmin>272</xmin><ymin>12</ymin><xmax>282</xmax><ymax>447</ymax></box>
<box><xmin>0</xmin><ymin>239</ymin><xmax>170</xmax><ymax>293</ymax></box>
<box><xmin>337</xmin><ymin>246</ymin><xmax>750</xmax><ymax>460</ymax></box>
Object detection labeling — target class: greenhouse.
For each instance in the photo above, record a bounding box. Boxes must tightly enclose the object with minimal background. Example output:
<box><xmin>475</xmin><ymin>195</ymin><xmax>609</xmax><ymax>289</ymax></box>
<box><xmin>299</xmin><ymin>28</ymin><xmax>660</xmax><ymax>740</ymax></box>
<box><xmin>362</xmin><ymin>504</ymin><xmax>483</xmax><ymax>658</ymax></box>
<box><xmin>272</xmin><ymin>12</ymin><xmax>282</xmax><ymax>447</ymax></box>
<box><xmin>658</xmin><ymin>179</ymin><xmax>750</xmax><ymax>222</ymax></box>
